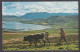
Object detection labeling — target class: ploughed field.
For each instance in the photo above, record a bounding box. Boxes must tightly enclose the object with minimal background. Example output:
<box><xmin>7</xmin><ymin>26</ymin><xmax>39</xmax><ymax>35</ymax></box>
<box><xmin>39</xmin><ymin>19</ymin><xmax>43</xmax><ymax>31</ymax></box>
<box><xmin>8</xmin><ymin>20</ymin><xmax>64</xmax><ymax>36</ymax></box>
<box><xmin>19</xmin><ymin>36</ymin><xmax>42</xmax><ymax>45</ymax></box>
<box><xmin>2</xmin><ymin>32</ymin><xmax>79</xmax><ymax>51</ymax></box>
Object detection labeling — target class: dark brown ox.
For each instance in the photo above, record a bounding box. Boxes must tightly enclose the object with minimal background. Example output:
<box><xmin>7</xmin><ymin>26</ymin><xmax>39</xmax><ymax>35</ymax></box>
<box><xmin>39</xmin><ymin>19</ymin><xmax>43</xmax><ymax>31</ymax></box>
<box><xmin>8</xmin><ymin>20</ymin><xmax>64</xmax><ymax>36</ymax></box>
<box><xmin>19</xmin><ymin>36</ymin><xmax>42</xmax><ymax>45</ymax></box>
<box><xmin>23</xmin><ymin>32</ymin><xmax>50</xmax><ymax>47</ymax></box>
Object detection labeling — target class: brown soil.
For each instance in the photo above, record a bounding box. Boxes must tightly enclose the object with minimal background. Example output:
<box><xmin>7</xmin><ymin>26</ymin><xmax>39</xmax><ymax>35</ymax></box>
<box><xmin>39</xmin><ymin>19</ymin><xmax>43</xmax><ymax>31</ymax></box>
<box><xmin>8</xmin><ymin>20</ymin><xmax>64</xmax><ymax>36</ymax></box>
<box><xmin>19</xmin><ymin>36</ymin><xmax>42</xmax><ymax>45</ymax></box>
<box><xmin>3</xmin><ymin>39</ymin><xmax>20</xmax><ymax>44</ymax></box>
<box><xmin>3</xmin><ymin>33</ymin><xmax>29</xmax><ymax>35</ymax></box>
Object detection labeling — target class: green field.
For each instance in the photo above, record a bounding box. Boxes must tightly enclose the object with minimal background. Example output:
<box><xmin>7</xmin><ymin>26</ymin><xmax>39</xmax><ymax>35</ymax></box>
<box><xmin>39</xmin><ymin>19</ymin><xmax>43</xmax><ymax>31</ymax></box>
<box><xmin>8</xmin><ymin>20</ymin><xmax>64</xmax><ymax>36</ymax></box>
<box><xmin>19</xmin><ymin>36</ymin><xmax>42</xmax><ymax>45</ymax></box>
<box><xmin>2</xmin><ymin>28</ymin><xmax>79</xmax><ymax>51</ymax></box>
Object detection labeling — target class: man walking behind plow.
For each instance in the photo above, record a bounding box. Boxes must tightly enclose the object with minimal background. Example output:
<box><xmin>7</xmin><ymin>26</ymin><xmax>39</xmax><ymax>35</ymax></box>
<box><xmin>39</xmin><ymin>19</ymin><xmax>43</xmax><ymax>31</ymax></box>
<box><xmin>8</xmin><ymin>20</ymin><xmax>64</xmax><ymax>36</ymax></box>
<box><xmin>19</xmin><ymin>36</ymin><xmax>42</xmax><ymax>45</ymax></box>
<box><xmin>59</xmin><ymin>28</ymin><xmax>67</xmax><ymax>44</ymax></box>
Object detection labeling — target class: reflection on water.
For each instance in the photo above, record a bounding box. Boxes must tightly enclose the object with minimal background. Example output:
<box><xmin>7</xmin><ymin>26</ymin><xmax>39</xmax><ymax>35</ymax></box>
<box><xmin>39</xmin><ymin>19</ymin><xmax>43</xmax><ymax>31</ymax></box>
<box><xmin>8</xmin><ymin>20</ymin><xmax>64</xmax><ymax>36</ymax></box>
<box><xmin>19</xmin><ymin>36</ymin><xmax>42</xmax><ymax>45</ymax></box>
<box><xmin>2</xmin><ymin>21</ymin><xmax>52</xmax><ymax>31</ymax></box>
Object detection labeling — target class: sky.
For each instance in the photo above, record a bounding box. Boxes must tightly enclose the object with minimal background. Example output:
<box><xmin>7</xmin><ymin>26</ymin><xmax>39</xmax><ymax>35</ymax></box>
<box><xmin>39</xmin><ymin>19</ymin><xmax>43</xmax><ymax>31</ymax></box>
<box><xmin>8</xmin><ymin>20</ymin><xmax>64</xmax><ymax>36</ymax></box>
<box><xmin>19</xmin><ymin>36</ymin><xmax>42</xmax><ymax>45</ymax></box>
<box><xmin>2</xmin><ymin>1</ymin><xmax>78</xmax><ymax>16</ymax></box>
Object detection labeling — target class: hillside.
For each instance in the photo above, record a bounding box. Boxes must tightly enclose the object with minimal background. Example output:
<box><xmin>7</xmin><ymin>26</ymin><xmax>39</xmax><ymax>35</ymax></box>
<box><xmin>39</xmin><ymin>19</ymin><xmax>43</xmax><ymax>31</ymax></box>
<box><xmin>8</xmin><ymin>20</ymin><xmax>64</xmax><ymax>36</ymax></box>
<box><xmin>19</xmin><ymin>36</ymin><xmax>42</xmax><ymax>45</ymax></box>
<box><xmin>2</xmin><ymin>12</ymin><xmax>78</xmax><ymax>28</ymax></box>
<box><xmin>3</xmin><ymin>12</ymin><xmax>78</xmax><ymax>20</ymax></box>
<box><xmin>21</xmin><ymin>15</ymin><xmax>78</xmax><ymax>28</ymax></box>
<box><xmin>2</xmin><ymin>15</ymin><xmax>30</xmax><ymax>22</ymax></box>
<box><xmin>21</xmin><ymin>12</ymin><xmax>78</xmax><ymax>19</ymax></box>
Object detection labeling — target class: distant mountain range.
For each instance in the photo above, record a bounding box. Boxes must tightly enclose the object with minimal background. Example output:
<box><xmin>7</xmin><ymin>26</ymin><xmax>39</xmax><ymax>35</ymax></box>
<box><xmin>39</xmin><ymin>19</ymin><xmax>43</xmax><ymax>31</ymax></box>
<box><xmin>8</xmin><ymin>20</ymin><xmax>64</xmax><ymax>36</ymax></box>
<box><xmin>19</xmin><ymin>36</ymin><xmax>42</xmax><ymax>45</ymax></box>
<box><xmin>24</xmin><ymin>15</ymin><xmax>78</xmax><ymax>28</ymax></box>
<box><xmin>3</xmin><ymin>12</ymin><xmax>78</xmax><ymax>20</ymax></box>
<box><xmin>2</xmin><ymin>12</ymin><xmax>78</xmax><ymax>28</ymax></box>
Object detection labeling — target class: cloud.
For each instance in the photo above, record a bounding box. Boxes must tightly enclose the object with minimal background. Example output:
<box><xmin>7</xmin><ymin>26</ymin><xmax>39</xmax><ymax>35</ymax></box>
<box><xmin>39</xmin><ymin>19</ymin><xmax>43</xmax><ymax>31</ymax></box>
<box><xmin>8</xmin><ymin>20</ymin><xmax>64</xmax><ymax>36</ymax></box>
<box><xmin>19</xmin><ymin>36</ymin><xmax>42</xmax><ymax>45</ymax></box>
<box><xmin>2</xmin><ymin>2</ymin><xmax>78</xmax><ymax>16</ymax></box>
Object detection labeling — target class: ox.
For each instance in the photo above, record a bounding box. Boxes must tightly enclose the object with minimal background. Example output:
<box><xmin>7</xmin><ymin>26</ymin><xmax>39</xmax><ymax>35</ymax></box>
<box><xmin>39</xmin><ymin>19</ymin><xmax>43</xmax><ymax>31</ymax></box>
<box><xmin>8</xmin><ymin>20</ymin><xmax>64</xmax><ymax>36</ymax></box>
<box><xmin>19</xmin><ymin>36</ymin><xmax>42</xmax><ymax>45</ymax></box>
<box><xmin>23</xmin><ymin>32</ymin><xmax>50</xmax><ymax>47</ymax></box>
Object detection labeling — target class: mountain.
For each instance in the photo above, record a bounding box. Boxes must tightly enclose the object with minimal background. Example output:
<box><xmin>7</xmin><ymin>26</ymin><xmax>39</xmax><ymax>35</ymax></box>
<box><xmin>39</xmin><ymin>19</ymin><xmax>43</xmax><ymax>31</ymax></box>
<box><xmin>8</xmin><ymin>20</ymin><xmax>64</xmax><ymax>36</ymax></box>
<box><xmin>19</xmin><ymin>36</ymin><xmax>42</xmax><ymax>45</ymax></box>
<box><xmin>3</xmin><ymin>12</ymin><xmax>78</xmax><ymax>20</ymax></box>
<box><xmin>2</xmin><ymin>15</ymin><xmax>30</xmax><ymax>22</ymax></box>
<box><xmin>25</xmin><ymin>15</ymin><xmax>78</xmax><ymax>28</ymax></box>
<box><xmin>2</xmin><ymin>15</ymin><xmax>19</xmax><ymax>18</ymax></box>
<box><xmin>2</xmin><ymin>15</ymin><xmax>20</xmax><ymax>21</ymax></box>
<box><xmin>20</xmin><ymin>12</ymin><xmax>78</xmax><ymax>19</ymax></box>
<box><xmin>2</xmin><ymin>12</ymin><xmax>78</xmax><ymax>28</ymax></box>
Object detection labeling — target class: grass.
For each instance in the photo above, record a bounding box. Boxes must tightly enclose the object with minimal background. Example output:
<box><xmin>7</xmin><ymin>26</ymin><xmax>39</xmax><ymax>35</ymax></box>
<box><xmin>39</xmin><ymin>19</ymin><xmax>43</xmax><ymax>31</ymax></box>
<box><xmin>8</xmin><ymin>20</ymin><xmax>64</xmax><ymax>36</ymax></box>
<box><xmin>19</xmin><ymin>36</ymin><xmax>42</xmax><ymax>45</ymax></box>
<box><xmin>2</xmin><ymin>28</ymin><xmax>79</xmax><ymax>51</ymax></box>
<box><xmin>2</xmin><ymin>34</ymin><xmax>79</xmax><ymax>51</ymax></box>
<box><xmin>2</xmin><ymin>34</ymin><xmax>25</xmax><ymax>40</ymax></box>
<box><xmin>2</xmin><ymin>28</ymin><xmax>78</xmax><ymax>40</ymax></box>
<box><xmin>3</xmin><ymin>41</ymin><xmax>79</xmax><ymax>51</ymax></box>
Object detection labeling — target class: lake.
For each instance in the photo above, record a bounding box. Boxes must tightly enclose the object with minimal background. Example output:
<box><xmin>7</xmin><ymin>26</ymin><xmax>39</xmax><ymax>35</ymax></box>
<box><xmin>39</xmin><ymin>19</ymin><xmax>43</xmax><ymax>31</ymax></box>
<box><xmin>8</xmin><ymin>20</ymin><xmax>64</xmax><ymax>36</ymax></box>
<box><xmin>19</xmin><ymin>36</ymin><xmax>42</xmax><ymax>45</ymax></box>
<box><xmin>2</xmin><ymin>21</ymin><xmax>52</xmax><ymax>31</ymax></box>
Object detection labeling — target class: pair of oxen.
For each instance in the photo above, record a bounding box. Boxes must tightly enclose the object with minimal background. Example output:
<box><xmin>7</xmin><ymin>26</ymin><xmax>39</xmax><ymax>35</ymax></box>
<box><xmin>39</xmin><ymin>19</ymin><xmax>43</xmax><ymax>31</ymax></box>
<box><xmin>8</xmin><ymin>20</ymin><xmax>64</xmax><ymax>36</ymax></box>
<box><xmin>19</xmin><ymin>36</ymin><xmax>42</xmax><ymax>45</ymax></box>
<box><xmin>23</xmin><ymin>32</ymin><xmax>50</xmax><ymax>47</ymax></box>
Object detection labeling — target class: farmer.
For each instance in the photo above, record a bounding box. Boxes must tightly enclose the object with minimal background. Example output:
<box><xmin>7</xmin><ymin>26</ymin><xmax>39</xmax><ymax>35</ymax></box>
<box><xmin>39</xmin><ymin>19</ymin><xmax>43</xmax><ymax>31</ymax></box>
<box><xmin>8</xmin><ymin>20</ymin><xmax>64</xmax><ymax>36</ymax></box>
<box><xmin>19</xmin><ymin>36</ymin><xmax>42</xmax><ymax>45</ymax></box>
<box><xmin>59</xmin><ymin>28</ymin><xmax>67</xmax><ymax>44</ymax></box>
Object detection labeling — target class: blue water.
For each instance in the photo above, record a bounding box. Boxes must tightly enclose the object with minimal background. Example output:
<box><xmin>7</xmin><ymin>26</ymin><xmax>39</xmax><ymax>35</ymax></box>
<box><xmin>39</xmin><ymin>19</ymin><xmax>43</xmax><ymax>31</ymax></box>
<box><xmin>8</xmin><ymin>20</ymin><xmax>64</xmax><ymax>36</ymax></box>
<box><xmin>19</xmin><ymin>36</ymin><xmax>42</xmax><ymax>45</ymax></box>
<box><xmin>2</xmin><ymin>21</ymin><xmax>52</xmax><ymax>31</ymax></box>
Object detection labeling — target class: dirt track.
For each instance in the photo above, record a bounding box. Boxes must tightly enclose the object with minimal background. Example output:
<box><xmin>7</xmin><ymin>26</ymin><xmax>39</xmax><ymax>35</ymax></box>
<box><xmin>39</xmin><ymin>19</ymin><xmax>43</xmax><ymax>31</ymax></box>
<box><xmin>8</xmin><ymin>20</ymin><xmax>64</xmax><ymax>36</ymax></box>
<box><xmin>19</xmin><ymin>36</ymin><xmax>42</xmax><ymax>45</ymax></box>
<box><xmin>3</xmin><ymin>39</ymin><xmax>20</xmax><ymax>44</ymax></box>
<box><xmin>3</xmin><ymin>33</ymin><xmax>29</xmax><ymax>35</ymax></box>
